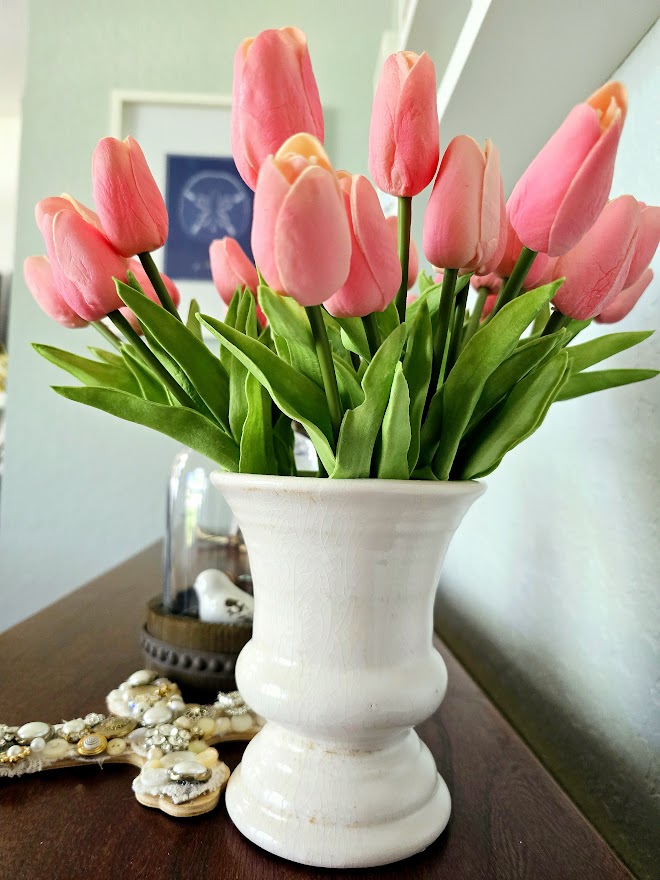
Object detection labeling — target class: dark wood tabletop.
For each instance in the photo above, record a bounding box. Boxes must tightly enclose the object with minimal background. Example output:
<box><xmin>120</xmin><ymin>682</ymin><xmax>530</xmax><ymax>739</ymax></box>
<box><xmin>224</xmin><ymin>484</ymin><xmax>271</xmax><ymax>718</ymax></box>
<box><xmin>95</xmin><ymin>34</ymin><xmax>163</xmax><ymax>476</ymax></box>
<box><xmin>0</xmin><ymin>544</ymin><xmax>632</xmax><ymax>880</ymax></box>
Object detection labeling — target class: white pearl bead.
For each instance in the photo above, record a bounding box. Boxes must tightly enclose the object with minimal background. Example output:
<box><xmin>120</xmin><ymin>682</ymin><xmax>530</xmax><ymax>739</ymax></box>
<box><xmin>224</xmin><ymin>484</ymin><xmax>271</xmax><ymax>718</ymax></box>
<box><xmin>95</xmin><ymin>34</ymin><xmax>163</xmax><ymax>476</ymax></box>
<box><xmin>171</xmin><ymin>760</ymin><xmax>206</xmax><ymax>776</ymax></box>
<box><xmin>140</xmin><ymin>767</ymin><xmax>170</xmax><ymax>787</ymax></box>
<box><xmin>168</xmin><ymin>699</ymin><xmax>186</xmax><ymax>714</ymax></box>
<box><xmin>187</xmin><ymin>739</ymin><xmax>207</xmax><ymax>754</ymax></box>
<box><xmin>147</xmin><ymin>746</ymin><xmax>163</xmax><ymax>761</ymax></box>
<box><xmin>159</xmin><ymin>750</ymin><xmax>196</xmax><ymax>768</ymax></box>
<box><xmin>62</xmin><ymin>719</ymin><xmax>85</xmax><ymax>735</ymax></box>
<box><xmin>6</xmin><ymin>745</ymin><xmax>23</xmax><ymax>757</ymax></box>
<box><xmin>174</xmin><ymin>716</ymin><xmax>192</xmax><ymax>730</ymax></box>
<box><xmin>128</xmin><ymin>670</ymin><xmax>156</xmax><ymax>687</ymax></box>
<box><xmin>230</xmin><ymin>713</ymin><xmax>253</xmax><ymax>732</ymax></box>
<box><xmin>197</xmin><ymin>717</ymin><xmax>216</xmax><ymax>735</ymax></box>
<box><xmin>196</xmin><ymin>747</ymin><xmax>219</xmax><ymax>768</ymax></box>
<box><xmin>142</xmin><ymin>706</ymin><xmax>173</xmax><ymax>726</ymax></box>
<box><xmin>29</xmin><ymin>737</ymin><xmax>46</xmax><ymax>752</ymax></box>
<box><xmin>17</xmin><ymin>721</ymin><xmax>50</xmax><ymax>741</ymax></box>
<box><xmin>214</xmin><ymin>717</ymin><xmax>231</xmax><ymax>735</ymax></box>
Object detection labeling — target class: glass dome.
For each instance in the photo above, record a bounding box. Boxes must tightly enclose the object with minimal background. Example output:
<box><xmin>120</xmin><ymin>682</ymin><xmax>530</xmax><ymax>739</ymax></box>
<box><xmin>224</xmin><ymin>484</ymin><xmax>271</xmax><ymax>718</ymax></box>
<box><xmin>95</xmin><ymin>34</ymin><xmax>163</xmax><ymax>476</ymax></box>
<box><xmin>163</xmin><ymin>448</ymin><xmax>251</xmax><ymax>616</ymax></box>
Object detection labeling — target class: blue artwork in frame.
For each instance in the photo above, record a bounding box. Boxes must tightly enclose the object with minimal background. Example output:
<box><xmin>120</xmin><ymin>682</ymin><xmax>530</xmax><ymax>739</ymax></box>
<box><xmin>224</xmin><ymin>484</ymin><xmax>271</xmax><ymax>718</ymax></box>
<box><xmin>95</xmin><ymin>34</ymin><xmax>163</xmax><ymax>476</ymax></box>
<box><xmin>164</xmin><ymin>154</ymin><xmax>254</xmax><ymax>280</ymax></box>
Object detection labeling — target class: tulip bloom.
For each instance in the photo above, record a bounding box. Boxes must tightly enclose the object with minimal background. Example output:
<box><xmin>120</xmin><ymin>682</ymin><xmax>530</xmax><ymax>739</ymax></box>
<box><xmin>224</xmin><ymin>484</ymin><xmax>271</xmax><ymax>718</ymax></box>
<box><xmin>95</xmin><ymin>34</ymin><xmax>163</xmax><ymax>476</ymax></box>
<box><xmin>624</xmin><ymin>203</ymin><xmax>660</xmax><ymax>287</ymax></box>
<box><xmin>210</xmin><ymin>237</ymin><xmax>259</xmax><ymax>305</ymax></box>
<box><xmin>385</xmin><ymin>215</ymin><xmax>418</xmax><ymax>289</ymax></box>
<box><xmin>423</xmin><ymin>136</ymin><xmax>505</xmax><ymax>272</ymax></box>
<box><xmin>231</xmin><ymin>27</ymin><xmax>324</xmax><ymax>190</ymax></box>
<box><xmin>50</xmin><ymin>209</ymin><xmax>128</xmax><ymax>321</ymax></box>
<box><xmin>596</xmin><ymin>267</ymin><xmax>654</xmax><ymax>324</ymax></box>
<box><xmin>471</xmin><ymin>273</ymin><xmax>502</xmax><ymax>295</ymax></box>
<box><xmin>508</xmin><ymin>82</ymin><xmax>627</xmax><ymax>257</ymax></box>
<box><xmin>481</xmin><ymin>294</ymin><xmax>498</xmax><ymax>320</ymax></box>
<box><xmin>496</xmin><ymin>212</ymin><xmax>557</xmax><ymax>288</ymax></box>
<box><xmin>24</xmin><ymin>256</ymin><xmax>87</xmax><ymax>328</ymax></box>
<box><xmin>324</xmin><ymin>174</ymin><xmax>401</xmax><ymax>318</ymax></box>
<box><xmin>92</xmin><ymin>136</ymin><xmax>168</xmax><ymax>257</ymax></box>
<box><xmin>120</xmin><ymin>259</ymin><xmax>181</xmax><ymax>333</ymax></box>
<box><xmin>553</xmin><ymin>195</ymin><xmax>640</xmax><ymax>320</ymax></box>
<box><xmin>251</xmin><ymin>134</ymin><xmax>351</xmax><ymax>306</ymax></box>
<box><xmin>369</xmin><ymin>51</ymin><xmax>438</xmax><ymax>197</ymax></box>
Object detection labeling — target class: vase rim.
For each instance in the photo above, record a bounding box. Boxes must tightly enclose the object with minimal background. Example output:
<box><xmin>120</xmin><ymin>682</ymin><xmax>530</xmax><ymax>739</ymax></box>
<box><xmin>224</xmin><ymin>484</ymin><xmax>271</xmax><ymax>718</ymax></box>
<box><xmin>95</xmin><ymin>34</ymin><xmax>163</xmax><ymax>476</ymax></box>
<box><xmin>211</xmin><ymin>471</ymin><xmax>485</xmax><ymax>499</ymax></box>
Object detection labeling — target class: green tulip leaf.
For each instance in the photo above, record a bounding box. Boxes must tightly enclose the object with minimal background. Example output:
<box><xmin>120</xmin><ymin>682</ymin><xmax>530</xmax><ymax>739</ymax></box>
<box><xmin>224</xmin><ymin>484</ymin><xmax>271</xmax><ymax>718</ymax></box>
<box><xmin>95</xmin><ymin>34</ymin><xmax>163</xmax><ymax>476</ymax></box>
<box><xmin>406</xmin><ymin>272</ymin><xmax>470</xmax><ymax>336</ymax></box>
<box><xmin>466</xmin><ymin>330</ymin><xmax>567</xmax><ymax>433</ymax></box>
<box><xmin>121</xmin><ymin>346</ymin><xmax>170</xmax><ymax>403</ymax></box>
<box><xmin>433</xmin><ymin>281</ymin><xmax>560</xmax><ymax>479</ymax></box>
<box><xmin>374</xmin><ymin>301</ymin><xmax>400</xmax><ymax>340</ymax></box>
<box><xmin>418</xmin><ymin>270</ymin><xmax>435</xmax><ymax>294</ymax></box>
<box><xmin>199</xmin><ymin>313</ymin><xmax>336</xmax><ymax>474</ymax></box>
<box><xmin>228</xmin><ymin>293</ymin><xmax>253</xmax><ymax>443</ymax></box>
<box><xmin>186</xmin><ymin>298</ymin><xmax>203</xmax><ymax>341</ymax></box>
<box><xmin>87</xmin><ymin>346</ymin><xmax>125</xmax><ymax>367</ymax></box>
<box><xmin>34</xmin><ymin>344</ymin><xmax>140</xmax><ymax>396</ymax></box>
<box><xmin>455</xmin><ymin>350</ymin><xmax>570</xmax><ymax>479</ymax></box>
<box><xmin>322</xmin><ymin>310</ymin><xmax>353</xmax><ymax>364</ymax></box>
<box><xmin>334</xmin><ymin>316</ymin><xmax>371</xmax><ymax>362</ymax></box>
<box><xmin>566</xmin><ymin>331</ymin><xmax>653</xmax><ymax>373</ymax></box>
<box><xmin>258</xmin><ymin>283</ymin><xmax>324</xmax><ymax>387</ymax></box>
<box><xmin>117</xmin><ymin>280</ymin><xmax>230</xmax><ymax>431</ymax></box>
<box><xmin>402</xmin><ymin>299</ymin><xmax>433</xmax><ymax>473</ymax></box>
<box><xmin>556</xmin><ymin>368</ymin><xmax>660</xmax><ymax>400</ymax></box>
<box><xmin>239</xmin><ymin>371</ymin><xmax>276</xmax><ymax>474</ymax></box>
<box><xmin>531</xmin><ymin>300</ymin><xmax>551</xmax><ymax>336</ymax></box>
<box><xmin>417</xmin><ymin>386</ymin><xmax>443</xmax><ymax>469</ymax></box>
<box><xmin>52</xmin><ymin>385</ymin><xmax>239</xmax><ymax>471</ymax></box>
<box><xmin>332</xmin><ymin>323</ymin><xmax>407</xmax><ymax>479</ymax></box>
<box><xmin>273</xmin><ymin>415</ymin><xmax>296</xmax><ymax>476</ymax></box>
<box><xmin>377</xmin><ymin>362</ymin><xmax>411</xmax><ymax>480</ymax></box>
<box><xmin>333</xmin><ymin>353</ymin><xmax>365</xmax><ymax>411</ymax></box>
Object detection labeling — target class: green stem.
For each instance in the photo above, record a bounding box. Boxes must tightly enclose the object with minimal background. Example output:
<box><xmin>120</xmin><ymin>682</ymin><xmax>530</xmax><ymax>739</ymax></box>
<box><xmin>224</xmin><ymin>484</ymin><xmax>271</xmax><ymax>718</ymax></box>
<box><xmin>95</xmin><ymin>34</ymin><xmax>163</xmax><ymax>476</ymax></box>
<box><xmin>462</xmin><ymin>286</ymin><xmax>489</xmax><ymax>347</ymax></box>
<box><xmin>92</xmin><ymin>321</ymin><xmax>122</xmax><ymax>351</ymax></box>
<box><xmin>490</xmin><ymin>247</ymin><xmax>537</xmax><ymax>318</ymax></box>
<box><xmin>394</xmin><ymin>196</ymin><xmax>412</xmax><ymax>323</ymax></box>
<box><xmin>138</xmin><ymin>251</ymin><xmax>181</xmax><ymax>320</ymax></box>
<box><xmin>446</xmin><ymin>285</ymin><xmax>468</xmax><ymax>375</ymax></box>
<box><xmin>108</xmin><ymin>310</ymin><xmax>195</xmax><ymax>407</ymax></box>
<box><xmin>305</xmin><ymin>305</ymin><xmax>343</xmax><ymax>442</ymax></box>
<box><xmin>430</xmin><ymin>268</ymin><xmax>458</xmax><ymax>393</ymax></box>
<box><xmin>362</xmin><ymin>312</ymin><xmax>380</xmax><ymax>358</ymax></box>
<box><xmin>541</xmin><ymin>308</ymin><xmax>572</xmax><ymax>336</ymax></box>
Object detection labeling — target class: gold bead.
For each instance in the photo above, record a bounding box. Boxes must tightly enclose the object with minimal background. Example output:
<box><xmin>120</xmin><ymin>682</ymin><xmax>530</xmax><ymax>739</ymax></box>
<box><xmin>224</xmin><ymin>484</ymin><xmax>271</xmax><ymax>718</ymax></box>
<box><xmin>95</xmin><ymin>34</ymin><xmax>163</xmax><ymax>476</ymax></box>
<box><xmin>76</xmin><ymin>734</ymin><xmax>108</xmax><ymax>756</ymax></box>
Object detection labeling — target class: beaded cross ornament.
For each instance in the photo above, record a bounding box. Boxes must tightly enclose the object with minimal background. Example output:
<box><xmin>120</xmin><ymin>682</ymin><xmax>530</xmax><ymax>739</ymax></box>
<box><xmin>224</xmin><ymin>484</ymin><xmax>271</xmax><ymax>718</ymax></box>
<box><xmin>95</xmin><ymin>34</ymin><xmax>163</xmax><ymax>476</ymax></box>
<box><xmin>0</xmin><ymin>669</ymin><xmax>263</xmax><ymax>817</ymax></box>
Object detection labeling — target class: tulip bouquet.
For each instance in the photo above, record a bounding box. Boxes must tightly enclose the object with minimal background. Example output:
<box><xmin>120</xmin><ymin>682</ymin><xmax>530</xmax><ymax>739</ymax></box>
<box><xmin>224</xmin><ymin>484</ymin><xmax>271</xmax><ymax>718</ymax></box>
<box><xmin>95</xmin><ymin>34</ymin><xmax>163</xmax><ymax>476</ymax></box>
<box><xmin>28</xmin><ymin>27</ymin><xmax>658</xmax><ymax>482</ymax></box>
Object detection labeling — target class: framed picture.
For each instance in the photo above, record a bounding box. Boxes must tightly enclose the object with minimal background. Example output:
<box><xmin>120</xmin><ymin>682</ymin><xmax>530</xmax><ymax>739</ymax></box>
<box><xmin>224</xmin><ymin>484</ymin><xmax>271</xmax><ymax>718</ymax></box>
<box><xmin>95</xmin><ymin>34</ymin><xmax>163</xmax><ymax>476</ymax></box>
<box><xmin>110</xmin><ymin>90</ymin><xmax>244</xmax><ymax>318</ymax></box>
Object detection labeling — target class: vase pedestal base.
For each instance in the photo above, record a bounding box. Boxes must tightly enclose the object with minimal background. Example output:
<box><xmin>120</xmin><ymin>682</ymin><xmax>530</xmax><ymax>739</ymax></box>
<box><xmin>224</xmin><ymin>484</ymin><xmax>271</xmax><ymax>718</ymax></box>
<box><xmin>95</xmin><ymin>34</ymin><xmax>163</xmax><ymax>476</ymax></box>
<box><xmin>225</xmin><ymin>722</ymin><xmax>451</xmax><ymax>868</ymax></box>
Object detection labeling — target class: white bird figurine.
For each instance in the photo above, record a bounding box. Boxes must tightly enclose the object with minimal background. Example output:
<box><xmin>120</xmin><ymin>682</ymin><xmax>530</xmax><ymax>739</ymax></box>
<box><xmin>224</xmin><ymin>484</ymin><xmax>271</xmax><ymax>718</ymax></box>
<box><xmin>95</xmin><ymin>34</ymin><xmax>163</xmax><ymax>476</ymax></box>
<box><xmin>193</xmin><ymin>569</ymin><xmax>254</xmax><ymax>624</ymax></box>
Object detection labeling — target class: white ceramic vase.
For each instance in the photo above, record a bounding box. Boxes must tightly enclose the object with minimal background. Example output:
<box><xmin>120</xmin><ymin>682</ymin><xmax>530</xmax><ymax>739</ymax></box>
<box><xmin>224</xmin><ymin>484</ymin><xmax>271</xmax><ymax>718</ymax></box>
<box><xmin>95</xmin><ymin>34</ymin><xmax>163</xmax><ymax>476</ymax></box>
<box><xmin>211</xmin><ymin>473</ymin><xmax>484</xmax><ymax>868</ymax></box>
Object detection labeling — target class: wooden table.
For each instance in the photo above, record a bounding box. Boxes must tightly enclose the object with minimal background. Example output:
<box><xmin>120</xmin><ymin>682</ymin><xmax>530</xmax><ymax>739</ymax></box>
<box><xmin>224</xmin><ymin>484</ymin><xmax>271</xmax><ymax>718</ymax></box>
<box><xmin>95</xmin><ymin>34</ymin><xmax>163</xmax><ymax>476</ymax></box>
<box><xmin>0</xmin><ymin>545</ymin><xmax>632</xmax><ymax>880</ymax></box>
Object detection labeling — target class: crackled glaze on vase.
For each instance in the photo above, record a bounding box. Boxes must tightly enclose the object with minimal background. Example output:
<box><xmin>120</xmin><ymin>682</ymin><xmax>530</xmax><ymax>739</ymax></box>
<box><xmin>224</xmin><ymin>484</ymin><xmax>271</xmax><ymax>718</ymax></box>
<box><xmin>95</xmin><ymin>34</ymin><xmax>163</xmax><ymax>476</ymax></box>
<box><xmin>211</xmin><ymin>473</ymin><xmax>484</xmax><ymax>868</ymax></box>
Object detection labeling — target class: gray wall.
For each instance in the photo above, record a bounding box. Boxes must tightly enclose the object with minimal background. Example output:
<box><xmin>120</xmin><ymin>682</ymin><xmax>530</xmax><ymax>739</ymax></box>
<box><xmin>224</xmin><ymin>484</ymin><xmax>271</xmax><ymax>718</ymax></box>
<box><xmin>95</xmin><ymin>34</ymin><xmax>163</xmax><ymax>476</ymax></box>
<box><xmin>0</xmin><ymin>0</ymin><xmax>391</xmax><ymax>630</ymax></box>
<box><xmin>435</xmin><ymin>22</ymin><xmax>660</xmax><ymax>879</ymax></box>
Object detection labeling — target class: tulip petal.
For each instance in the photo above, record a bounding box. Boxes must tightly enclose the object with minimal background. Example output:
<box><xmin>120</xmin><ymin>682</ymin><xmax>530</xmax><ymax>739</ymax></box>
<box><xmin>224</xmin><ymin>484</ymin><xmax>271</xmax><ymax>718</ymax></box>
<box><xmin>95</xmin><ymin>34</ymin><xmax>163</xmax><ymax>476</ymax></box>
<box><xmin>52</xmin><ymin>210</ymin><xmax>127</xmax><ymax>321</ymax></box>
<box><xmin>274</xmin><ymin>165</ymin><xmax>351</xmax><ymax>305</ymax></box>
<box><xmin>596</xmin><ymin>268</ymin><xmax>654</xmax><ymax>323</ymax></box>
<box><xmin>24</xmin><ymin>256</ymin><xmax>88</xmax><ymax>328</ymax></box>
<box><xmin>553</xmin><ymin>195</ymin><xmax>640</xmax><ymax>320</ymax></box>
<box><xmin>477</xmin><ymin>140</ymin><xmax>504</xmax><ymax>273</ymax></box>
<box><xmin>508</xmin><ymin>104</ymin><xmax>602</xmax><ymax>254</ymax></box>
<box><xmin>548</xmin><ymin>110</ymin><xmax>623</xmax><ymax>256</ymax></box>
<box><xmin>624</xmin><ymin>205</ymin><xmax>660</xmax><ymax>287</ymax></box>
<box><xmin>251</xmin><ymin>158</ymin><xmax>291</xmax><ymax>292</ymax></box>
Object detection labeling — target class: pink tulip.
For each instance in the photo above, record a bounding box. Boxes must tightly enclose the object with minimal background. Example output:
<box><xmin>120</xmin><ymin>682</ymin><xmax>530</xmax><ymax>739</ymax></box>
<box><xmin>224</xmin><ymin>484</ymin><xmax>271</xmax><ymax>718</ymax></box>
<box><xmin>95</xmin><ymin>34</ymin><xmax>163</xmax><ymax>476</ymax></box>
<box><xmin>553</xmin><ymin>195</ymin><xmax>640</xmax><ymax>320</ymax></box>
<box><xmin>496</xmin><ymin>212</ymin><xmax>557</xmax><ymax>288</ymax></box>
<box><xmin>120</xmin><ymin>259</ymin><xmax>181</xmax><ymax>333</ymax></box>
<box><xmin>324</xmin><ymin>174</ymin><xmax>401</xmax><ymax>318</ymax></box>
<box><xmin>251</xmin><ymin>133</ymin><xmax>351</xmax><ymax>306</ymax></box>
<box><xmin>24</xmin><ymin>256</ymin><xmax>87</xmax><ymax>328</ymax></box>
<box><xmin>385</xmin><ymin>215</ymin><xmax>418</xmax><ymax>289</ymax></box>
<box><xmin>92</xmin><ymin>136</ymin><xmax>168</xmax><ymax>257</ymax></box>
<box><xmin>624</xmin><ymin>203</ymin><xmax>660</xmax><ymax>287</ymax></box>
<box><xmin>595</xmin><ymin>267</ymin><xmax>654</xmax><ymax>324</ymax></box>
<box><xmin>231</xmin><ymin>27</ymin><xmax>324</xmax><ymax>190</ymax></box>
<box><xmin>471</xmin><ymin>273</ymin><xmax>502</xmax><ymax>295</ymax></box>
<box><xmin>433</xmin><ymin>272</ymin><xmax>444</xmax><ymax>285</ymax></box>
<box><xmin>423</xmin><ymin>136</ymin><xmax>505</xmax><ymax>272</ymax></box>
<box><xmin>481</xmin><ymin>293</ymin><xmax>498</xmax><ymax>320</ymax></box>
<box><xmin>50</xmin><ymin>209</ymin><xmax>128</xmax><ymax>321</ymax></box>
<box><xmin>508</xmin><ymin>82</ymin><xmax>627</xmax><ymax>257</ymax></box>
<box><xmin>210</xmin><ymin>237</ymin><xmax>259</xmax><ymax>305</ymax></box>
<box><xmin>369</xmin><ymin>51</ymin><xmax>438</xmax><ymax>197</ymax></box>
<box><xmin>406</xmin><ymin>292</ymin><xmax>418</xmax><ymax>305</ymax></box>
